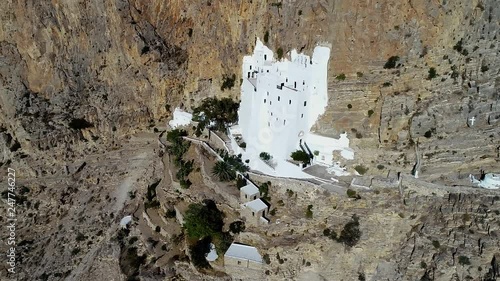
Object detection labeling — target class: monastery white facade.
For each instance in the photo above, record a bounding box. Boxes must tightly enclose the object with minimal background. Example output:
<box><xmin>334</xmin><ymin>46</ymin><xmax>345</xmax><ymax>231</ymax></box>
<box><xmin>230</xmin><ymin>39</ymin><xmax>353</xmax><ymax>177</ymax></box>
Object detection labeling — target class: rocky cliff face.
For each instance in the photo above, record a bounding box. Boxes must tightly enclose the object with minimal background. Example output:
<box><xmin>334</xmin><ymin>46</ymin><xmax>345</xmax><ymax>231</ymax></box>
<box><xmin>0</xmin><ymin>0</ymin><xmax>499</xmax><ymax>280</ymax></box>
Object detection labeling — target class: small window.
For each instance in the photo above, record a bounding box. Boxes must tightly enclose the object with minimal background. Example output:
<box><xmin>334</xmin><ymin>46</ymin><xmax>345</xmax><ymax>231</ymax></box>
<box><xmin>278</xmin><ymin>96</ymin><xmax>280</xmax><ymax>101</ymax></box>
<box><xmin>250</xmin><ymin>65</ymin><xmax>252</xmax><ymax>70</ymax></box>
<box><xmin>294</xmin><ymin>81</ymin><xmax>297</xmax><ymax>88</ymax></box>
<box><xmin>283</xmin><ymin>120</ymin><xmax>286</xmax><ymax>125</ymax></box>
<box><xmin>245</xmin><ymin>195</ymin><xmax>247</xmax><ymax>199</ymax></box>
<box><xmin>252</xmin><ymin>212</ymin><xmax>255</xmax><ymax>216</ymax></box>
<box><xmin>289</xmin><ymin>100</ymin><xmax>291</xmax><ymax>105</ymax></box>
<box><xmin>264</xmin><ymin>54</ymin><xmax>267</xmax><ymax>60</ymax></box>
<box><xmin>270</xmin><ymin>101</ymin><xmax>272</xmax><ymax>105</ymax></box>
<box><xmin>254</xmin><ymin>87</ymin><xmax>256</xmax><ymax>92</ymax></box>
<box><xmin>267</xmin><ymin>91</ymin><xmax>269</xmax><ymax>96</ymax></box>
<box><xmin>271</xmin><ymin>112</ymin><xmax>273</xmax><ymax>116</ymax></box>
<box><xmin>286</xmin><ymin>78</ymin><xmax>288</xmax><ymax>82</ymax></box>
<box><xmin>304</xmin><ymin>101</ymin><xmax>307</xmax><ymax>106</ymax></box>
<box><xmin>301</xmin><ymin>114</ymin><xmax>304</xmax><ymax>118</ymax></box>
<box><xmin>267</xmin><ymin>70</ymin><xmax>269</xmax><ymax>73</ymax></box>
<box><xmin>303</xmin><ymin>80</ymin><xmax>305</xmax><ymax>85</ymax></box>
<box><xmin>268</xmin><ymin>122</ymin><xmax>270</xmax><ymax>127</ymax></box>
<box><xmin>264</xmin><ymin>99</ymin><xmax>266</xmax><ymax>103</ymax></box>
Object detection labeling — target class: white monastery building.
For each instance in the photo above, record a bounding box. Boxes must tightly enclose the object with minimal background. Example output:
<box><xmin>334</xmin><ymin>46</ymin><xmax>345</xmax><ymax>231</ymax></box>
<box><xmin>230</xmin><ymin>39</ymin><xmax>353</xmax><ymax>178</ymax></box>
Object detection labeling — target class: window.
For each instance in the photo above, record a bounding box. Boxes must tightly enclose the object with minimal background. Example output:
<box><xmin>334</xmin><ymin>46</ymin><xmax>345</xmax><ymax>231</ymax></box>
<box><xmin>278</xmin><ymin>96</ymin><xmax>280</xmax><ymax>101</ymax></box>
<box><xmin>301</xmin><ymin>114</ymin><xmax>304</xmax><ymax>118</ymax></box>
<box><xmin>289</xmin><ymin>100</ymin><xmax>291</xmax><ymax>105</ymax></box>
<box><xmin>247</xmin><ymin>72</ymin><xmax>250</xmax><ymax>78</ymax></box>
<box><xmin>252</xmin><ymin>212</ymin><xmax>255</xmax><ymax>216</ymax></box>
<box><xmin>268</xmin><ymin>122</ymin><xmax>270</xmax><ymax>127</ymax></box>
<box><xmin>304</xmin><ymin>101</ymin><xmax>307</xmax><ymax>106</ymax></box>
<box><xmin>250</xmin><ymin>65</ymin><xmax>252</xmax><ymax>70</ymax></box>
<box><xmin>245</xmin><ymin>195</ymin><xmax>247</xmax><ymax>199</ymax></box>
<box><xmin>264</xmin><ymin>99</ymin><xmax>266</xmax><ymax>103</ymax></box>
<box><xmin>303</xmin><ymin>80</ymin><xmax>305</xmax><ymax>85</ymax></box>
<box><xmin>253</xmin><ymin>195</ymin><xmax>256</xmax><ymax>199</ymax></box>
<box><xmin>286</xmin><ymin>78</ymin><xmax>288</xmax><ymax>82</ymax></box>
<box><xmin>271</xmin><ymin>112</ymin><xmax>273</xmax><ymax>116</ymax></box>
<box><xmin>270</xmin><ymin>101</ymin><xmax>272</xmax><ymax>105</ymax></box>
<box><xmin>264</xmin><ymin>54</ymin><xmax>267</xmax><ymax>60</ymax></box>
<box><xmin>283</xmin><ymin>120</ymin><xmax>286</xmax><ymax>125</ymax></box>
<box><xmin>294</xmin><ymin>81</ymin><xmax>297</xmax><ymax>88</ymax></box>
<box><xmin>267</xmin><ymin>91</ymin><xmax>269</xmax><ymax>96</ymax></box>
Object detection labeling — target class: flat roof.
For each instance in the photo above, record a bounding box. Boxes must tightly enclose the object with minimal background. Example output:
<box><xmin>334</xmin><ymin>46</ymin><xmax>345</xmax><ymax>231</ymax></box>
<box><xmin>224</xmin><ymin>243</ymin><xmax>263</xmax><ymax>263</ymax></box>
<box><xmin>241</xmin><ymin>183</ymin><xmax>259</xmax><ymax>195</ymax></box>
<box><xmin>244</xmin><ymin>199</ymin><xmax>268</xmax><ymax>212</ymax></box>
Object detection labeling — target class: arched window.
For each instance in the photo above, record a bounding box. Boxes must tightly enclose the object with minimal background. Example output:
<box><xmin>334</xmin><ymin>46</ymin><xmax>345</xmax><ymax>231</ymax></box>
<box><xmin>278</xmin><ymin>96</ymin><xmax>280</xmax><ymax>101</ymax></box>
<box><xmin>289</xmin><ymin>100</ymin><xmax>291</xmax><ymax>105</ymax></box>
<box><xmin>304</xmin><ymin>101</ymin><xmax>307</xmax><ymax>106</ymax></box>
<box><xmin>264</xmin><ymin>99</ymin><xmax>266</xmax><ymax>103</ymax></box>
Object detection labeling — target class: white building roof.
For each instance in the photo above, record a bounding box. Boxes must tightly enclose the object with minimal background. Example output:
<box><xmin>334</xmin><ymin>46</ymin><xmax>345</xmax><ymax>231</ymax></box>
<box><xmin>244</xmin><ymin>199</ymin><xmax>268</xmax><ymax>212</ymax></box>
<box><xmin>241</xmin><ymin>183</ymin><xmax>259</xmax><ymax>195</ymax></box>
<box><xmin>224</xmin><ymin>243</ymin><xmax>263</xmax><ymax>263</ymax></box>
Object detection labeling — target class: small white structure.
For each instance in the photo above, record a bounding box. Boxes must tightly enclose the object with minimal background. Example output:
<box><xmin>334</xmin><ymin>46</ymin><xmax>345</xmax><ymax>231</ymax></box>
<box><xmin>470</xmin><ymin>173</ymin><xmax>500</xmax><ymax>189</ymax></box>
<box><xmin>120</xmin><ymin>215</ymin><xmax>132</xmax><ymax>228</ymax></box>
<box><xmin>224</xmin><ymin>243</ymin><xmax>263</xmax><ymax>269</ymax></box>
<box><xmin>168</xmin><ymin>108</ymin><xmax>193</xmax><ymax>128</ymax></box>
<box><xmin>240</xmin><ymin>183</ymin><xmax>260</xmax><ymax>202</ymax></box>
<box><xmin>241</xmin><ymin>199</ymin><xmax>269</xmax><ymax>225</ymax></box>
<box><xmin>206</xmin><ymin>243</ymin><xmax>218</xmax><ymax>262</ymax></box>
<box><xmin>231</xmin><ymin>38</ymin><xmax>353</xmax><ymax>178</ymax></box>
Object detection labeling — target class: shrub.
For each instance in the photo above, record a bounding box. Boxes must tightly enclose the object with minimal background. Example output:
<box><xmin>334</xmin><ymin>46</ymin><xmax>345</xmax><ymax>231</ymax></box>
<box><xmin>165</xmin><ymin>209</ymin><xmax>176</xmax><ymax>218</ymax></box>
<box><xmin>432</xmin><ymin>240</ymin><xmax>440</xmax><ymax>249</ymax></box>
<box><xmin>336</xmin><ymin>73</ymin><xmax>346</xmax><ymax>80</ymax></box>
<box><xmin>264</xmin><ymin>31</ymin><xmax>269</xmax><ymax>44</ymax></box>
<box><xmin>270</xmin><ymin>208</ymin><xmax>277</xmax><ymax>216</ymax></box>
<box><xmin>382</xmin><ymin>81</ymin><xmax>392</xmax><ymax>87</ymax></box>
<box><xmin>263</xmin><ymin>254</ymin><xmax>271</xmax><ymax>264</ymax></box>
<box><xmin>229</xmin><ymin>221</ymin><xmax>245</xmax><ymax>234</ymax></box>
<box><xmin>481</xmin><ymin>65</ymin><xmax>489</xmax><ymax>72</ymax></box>
<box><xmin>347</xmin><ymin>104</ymin><xmax>352</xmax><ymax>109</ymax></box>
<box><xmin>221</xmin><ymin>74</ymin><xmax>236</xmax><ymax>91</ymax></box>
<box><xmin>338</xmin><ymin>216</ymin><xmax>361</xmax><ymax>247</ymax></box>
<box><xmin>276</xmin><ymin>48</ymin><xmax>284</xmax><ymax>59</ymax></box>
<box><xmin>424</xmin><ymin>130</ymin><xmax>432</xmax><ymax>138</ymax></box>
<box><xmin>354</xmin><ymin>165</ymin><xmax>368</xmax><ymax>175</ymax></box>
<box><xmin>357</xmin><ymin>72</ymin><xmax>363</xmax><ymax>77</ymax></box>
<box><xmin>239</xmin><ymin>142</ymin><xmax>246</xmax><ymax>148</ymax></box>
<box><xmin>458</xmin><ymin>256</ymin><xmax>471</xmax><ymax>265</ymax></box>
<box><xmin>346</xmin><ymin>189</ymin><xmax>358</xmax><ymax>198</ymax></box>
<box><xmin>286</xmin><ymin>189</ymin><xmax>294</xmax><ymax>197</ymax></box>
<box><xmin>384</xmin><ymin>56</ymin><xmax>399</xmax><ymax>69</ymax></box>
<box><xmin>323</xmin><ymin>228</ymin><xmax>331</xmax><ymax>236</ymax></box>
<box><xmin>236</xmin><ymin>176</ymin><xmax>247</xmax><ymax>188</ymax></box>
<box><xmin>368</xmin><ymin>109</ymin><xmax>374</xmax><ymax>117</ymax></box>
<box><xmin>155</xmin><ymin>226</ymin><xmax>161</xmax><ymax>232</ymax></box>
<box><xmin>313</xmin><ymin>150</ymin><xmax>319</xmax><ymax>156</ymax></box>
<box><xmin>376</xmin><ymin>164</ymin><xmax>385</xmax><ymax>170</ymax></box>
<box><xmin>427</xmin><ymin>67</ymin><xmax>437</xmax><ymax>80</ymax></box>
<box><xmin>305</xmin><ymin>205</ymin><xmax>313</xmax><ymax>219</ymax></box>
<box><xmin>259</xmin><ymin>152</ymin><xmax>271</xmax><ymax>161</ymax></box>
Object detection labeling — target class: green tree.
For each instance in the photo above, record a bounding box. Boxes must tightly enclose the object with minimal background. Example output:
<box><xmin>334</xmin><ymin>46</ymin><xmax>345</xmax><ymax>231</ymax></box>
<box><xmin>184</xmin><ymin>200</ymin><xmax>224</xmax><ymax>240</ymax></box>
<box><xmin>189</xmin><ymin>236</ymin><xmax>212</xmax><ymax>268</ymax></box>
<box><xmin>259</xmin><ymin>152</ymin><xmax>271</xmax><ymax>161</ymax></box>
<box><xmin>290</xmin><ymin>150</ymin><xmax>310</xmax><ymax>164</ymax></box>
<box><xmin>212</xmin><ymin>160</ymin><xmax>236</xmax><ymax>181</ymax></box>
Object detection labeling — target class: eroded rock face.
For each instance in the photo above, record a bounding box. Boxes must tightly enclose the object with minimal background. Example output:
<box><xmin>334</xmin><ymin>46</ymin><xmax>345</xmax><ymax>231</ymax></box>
<box><xmin>0</xmin><ymin>0</ymin><xmax>499</xmax><ymax>280</ymax></box>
